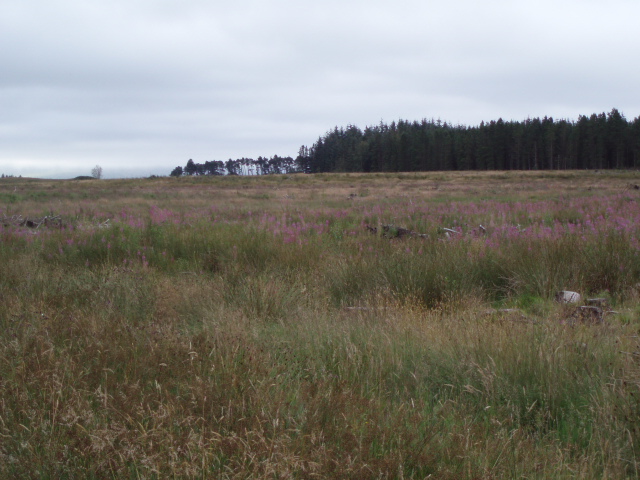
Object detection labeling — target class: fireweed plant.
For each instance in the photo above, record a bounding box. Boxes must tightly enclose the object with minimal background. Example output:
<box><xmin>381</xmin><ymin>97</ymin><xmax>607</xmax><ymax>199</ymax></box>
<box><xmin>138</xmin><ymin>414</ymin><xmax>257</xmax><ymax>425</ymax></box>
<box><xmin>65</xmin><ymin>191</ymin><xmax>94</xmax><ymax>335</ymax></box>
<box><xmin>0</xmin><ymin>172</ymin><xmax>639</xmax><ymax>478</ymax></box>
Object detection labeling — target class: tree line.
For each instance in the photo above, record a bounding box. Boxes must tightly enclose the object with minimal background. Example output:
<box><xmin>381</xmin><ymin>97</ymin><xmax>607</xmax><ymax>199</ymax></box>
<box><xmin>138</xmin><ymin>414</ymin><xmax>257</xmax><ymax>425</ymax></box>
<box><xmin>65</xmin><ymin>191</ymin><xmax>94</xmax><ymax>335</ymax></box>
<box><xmin>170</xmin><ymin>155</ymin><xmax>299</xmax><ymax>177</ymax></box>
<box><xmin>170</xmin><ymin>108</ymin><xmax>640</xmax><ymax>176</ymax></box>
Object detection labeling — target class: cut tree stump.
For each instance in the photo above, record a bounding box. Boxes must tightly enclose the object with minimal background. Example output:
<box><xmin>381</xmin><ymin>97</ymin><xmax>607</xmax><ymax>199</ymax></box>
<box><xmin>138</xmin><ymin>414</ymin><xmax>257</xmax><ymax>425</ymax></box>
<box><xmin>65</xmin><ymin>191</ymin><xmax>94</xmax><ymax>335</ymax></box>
<box><xmin>566</xmin><ymin>306</ymin><xmax>604</xmax><ymax>325</ymax></box>
<box><xmin>555</xmin><ymin>291</ymin><xmax>581</xmax><ymax>304</ymax></box>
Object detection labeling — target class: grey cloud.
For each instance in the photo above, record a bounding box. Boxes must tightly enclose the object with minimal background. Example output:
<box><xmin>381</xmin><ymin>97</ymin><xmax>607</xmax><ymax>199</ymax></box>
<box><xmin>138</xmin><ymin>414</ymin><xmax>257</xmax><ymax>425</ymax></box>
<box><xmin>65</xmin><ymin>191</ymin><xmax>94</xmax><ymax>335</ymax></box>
<box><xmin>1</xmin><ymin>0</ymin><xmax>639</xmax><ymax>178</ymax></box>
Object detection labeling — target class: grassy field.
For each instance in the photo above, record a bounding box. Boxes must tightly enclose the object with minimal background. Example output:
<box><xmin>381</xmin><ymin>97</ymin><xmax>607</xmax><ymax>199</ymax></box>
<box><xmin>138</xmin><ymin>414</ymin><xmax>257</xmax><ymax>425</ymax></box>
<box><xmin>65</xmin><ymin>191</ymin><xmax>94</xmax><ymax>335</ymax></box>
<box><xmin>1</xmin><ymin>170</ymin><xmax>640</xmax><ymax>478</ymax></box>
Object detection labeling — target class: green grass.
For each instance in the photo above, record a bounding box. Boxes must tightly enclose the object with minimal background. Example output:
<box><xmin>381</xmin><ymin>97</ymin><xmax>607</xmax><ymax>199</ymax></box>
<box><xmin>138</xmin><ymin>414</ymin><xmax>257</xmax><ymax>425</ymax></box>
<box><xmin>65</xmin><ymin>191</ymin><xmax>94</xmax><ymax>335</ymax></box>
<box><xmin>1</xmin><ymin>171</ymin><xmax>640</xmax><ymax>478</ymax></box>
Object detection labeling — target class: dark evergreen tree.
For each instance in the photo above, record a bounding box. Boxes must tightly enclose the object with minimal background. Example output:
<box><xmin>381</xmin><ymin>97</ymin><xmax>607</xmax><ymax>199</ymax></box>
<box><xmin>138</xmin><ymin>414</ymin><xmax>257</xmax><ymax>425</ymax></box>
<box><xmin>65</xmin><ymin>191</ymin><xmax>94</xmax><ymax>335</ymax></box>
<box><xmin>170</xmin><ymin>109</ymin><xmax>639</xmax><ymax>176</ymax></box>
<box><xmin>184</xmin><ymin>159</ymin><xmax>198</xmax><ymax>176</ymax></box>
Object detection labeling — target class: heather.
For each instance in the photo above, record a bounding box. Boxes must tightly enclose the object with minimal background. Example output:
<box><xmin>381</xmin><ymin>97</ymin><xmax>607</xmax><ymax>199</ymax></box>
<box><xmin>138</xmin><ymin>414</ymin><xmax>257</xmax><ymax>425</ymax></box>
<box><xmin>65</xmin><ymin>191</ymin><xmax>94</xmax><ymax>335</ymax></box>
<box><xmin>1</xmin><ymin>171</ymin><xmax>640</xmax><ymax>478</ymax></box>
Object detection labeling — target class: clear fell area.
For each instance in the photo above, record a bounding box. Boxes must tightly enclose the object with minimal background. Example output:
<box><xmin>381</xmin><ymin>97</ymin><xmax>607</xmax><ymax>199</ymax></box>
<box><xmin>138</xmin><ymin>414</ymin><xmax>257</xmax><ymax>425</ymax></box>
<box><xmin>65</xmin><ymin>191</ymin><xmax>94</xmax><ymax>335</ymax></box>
<box><xmin>1</xmin><ymin>170</ymin><xmax>640</xmax><ymax>478</ymax></box>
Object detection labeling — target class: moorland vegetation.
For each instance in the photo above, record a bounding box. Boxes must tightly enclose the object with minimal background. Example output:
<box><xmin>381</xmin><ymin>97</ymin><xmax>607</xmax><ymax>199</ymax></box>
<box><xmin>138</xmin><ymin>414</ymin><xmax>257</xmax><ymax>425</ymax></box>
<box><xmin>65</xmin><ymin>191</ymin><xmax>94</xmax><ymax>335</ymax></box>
<box><xmin>1</xmin><ymin>171</ymin><xmax>640</xmax><ymax>478</ymax></box>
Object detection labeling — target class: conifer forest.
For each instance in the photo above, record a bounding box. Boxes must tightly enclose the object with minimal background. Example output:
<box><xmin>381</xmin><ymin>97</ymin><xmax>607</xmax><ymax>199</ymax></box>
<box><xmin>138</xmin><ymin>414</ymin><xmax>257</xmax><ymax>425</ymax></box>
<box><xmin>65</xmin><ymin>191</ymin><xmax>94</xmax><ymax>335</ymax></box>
<box><xmin>171</xmin><ymin>108</ymin><xmax>640</xmax><ymax>176</ymax></box>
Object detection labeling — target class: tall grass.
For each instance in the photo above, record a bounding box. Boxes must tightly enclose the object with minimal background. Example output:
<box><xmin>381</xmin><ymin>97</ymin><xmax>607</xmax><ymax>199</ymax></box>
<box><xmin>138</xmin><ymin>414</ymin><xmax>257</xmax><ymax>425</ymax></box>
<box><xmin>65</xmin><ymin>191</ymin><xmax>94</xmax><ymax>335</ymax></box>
<box><xmin>1</xmin><ymin>172</ymin><xmax>640</xmax><ymax>478</ymax></box>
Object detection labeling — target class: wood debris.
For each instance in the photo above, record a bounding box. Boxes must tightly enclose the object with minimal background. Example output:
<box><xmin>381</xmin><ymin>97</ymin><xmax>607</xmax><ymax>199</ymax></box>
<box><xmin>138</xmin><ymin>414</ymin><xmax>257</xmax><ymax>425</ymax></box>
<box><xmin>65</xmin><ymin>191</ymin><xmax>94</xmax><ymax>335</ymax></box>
<box><xmin>1</xmin><ymin>214</ymin><xmax>64</xmax><ymax>229</ymax></box>
<box><xmin>365</xmin><ymin>224</ymin><xmax>428</xmax><ymax>239</ymax></box>
<box><xmin>566</xmin><ymin>305</ymin><xmax>605</xmax><ymax>325</ymax></box>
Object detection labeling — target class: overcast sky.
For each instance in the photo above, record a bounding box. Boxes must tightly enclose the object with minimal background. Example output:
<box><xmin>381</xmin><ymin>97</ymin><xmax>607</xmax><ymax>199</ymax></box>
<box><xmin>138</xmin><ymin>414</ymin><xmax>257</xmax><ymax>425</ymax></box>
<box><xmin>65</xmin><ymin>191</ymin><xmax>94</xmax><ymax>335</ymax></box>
<box><xmin>1</xmin><ymin>0</ymin><xmax>639</xmax><ymax>178</ymax></box>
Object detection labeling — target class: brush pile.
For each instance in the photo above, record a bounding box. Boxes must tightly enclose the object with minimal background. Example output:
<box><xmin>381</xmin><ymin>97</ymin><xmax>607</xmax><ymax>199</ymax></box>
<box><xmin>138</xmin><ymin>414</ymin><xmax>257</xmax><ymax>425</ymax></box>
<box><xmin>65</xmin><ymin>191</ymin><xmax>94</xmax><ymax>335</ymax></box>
<box><xmin>1</xmin><ymin>214</ymin><xmax>64</xmax><ymax>229</ymax></box>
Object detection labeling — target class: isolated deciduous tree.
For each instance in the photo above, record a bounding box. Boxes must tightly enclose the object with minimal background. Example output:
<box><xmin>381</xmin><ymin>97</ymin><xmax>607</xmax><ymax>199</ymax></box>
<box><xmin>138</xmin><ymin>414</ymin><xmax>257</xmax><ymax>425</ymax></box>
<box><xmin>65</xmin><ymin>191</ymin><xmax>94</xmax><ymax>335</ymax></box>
<box><xmin>91</xmin><ymin>165</ymin><xmax>103</xmax><ymax>179</ymax></box>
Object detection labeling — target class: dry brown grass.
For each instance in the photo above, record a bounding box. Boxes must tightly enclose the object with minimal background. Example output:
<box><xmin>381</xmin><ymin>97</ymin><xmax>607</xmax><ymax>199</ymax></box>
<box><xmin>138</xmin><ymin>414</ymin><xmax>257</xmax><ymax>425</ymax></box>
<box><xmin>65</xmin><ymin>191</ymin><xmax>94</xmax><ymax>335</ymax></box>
<box><xmin>1</xmin><ymin>170</ymin><xmax>640</xmax><ymax>478</ymax></box>
<box><xmin>3</xmin><ymin>169</ymin><xmax>639</xmax><ymax>219</ymax></box>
